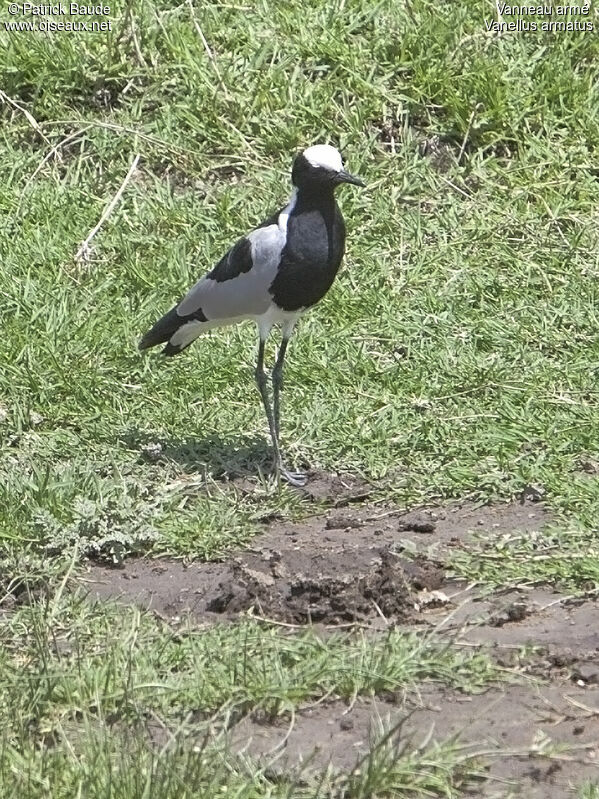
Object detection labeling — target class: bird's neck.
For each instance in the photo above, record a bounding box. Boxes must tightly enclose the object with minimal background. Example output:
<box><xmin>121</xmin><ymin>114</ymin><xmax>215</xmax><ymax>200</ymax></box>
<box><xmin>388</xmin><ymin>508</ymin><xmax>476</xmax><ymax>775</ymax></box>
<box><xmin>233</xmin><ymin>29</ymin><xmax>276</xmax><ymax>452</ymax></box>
<box><xmin>291</xmin><ymin>184</ymin><xmax>336</xmax><ymax>215</ymax></box>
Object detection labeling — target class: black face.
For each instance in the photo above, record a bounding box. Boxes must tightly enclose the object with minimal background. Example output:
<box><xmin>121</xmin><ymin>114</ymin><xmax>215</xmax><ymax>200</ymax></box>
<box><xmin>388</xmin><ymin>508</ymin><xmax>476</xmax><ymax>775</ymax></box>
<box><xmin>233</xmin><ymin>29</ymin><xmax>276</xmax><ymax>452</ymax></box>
<box><xmin>291</xmin><ymin>153</ymin><xmax>365</xmax><ymax>191</ymax></box>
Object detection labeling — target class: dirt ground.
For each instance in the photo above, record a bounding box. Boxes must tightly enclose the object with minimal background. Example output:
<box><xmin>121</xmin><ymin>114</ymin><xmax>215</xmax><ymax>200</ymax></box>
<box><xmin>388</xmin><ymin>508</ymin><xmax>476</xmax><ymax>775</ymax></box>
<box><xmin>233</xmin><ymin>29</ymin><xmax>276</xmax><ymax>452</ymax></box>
<box><xmin>83</xmin><ymin>497</ymin><xmax>599</xmax><ymax>798</ymax></box>
<box><xmin>86</xmin><ymin>498</ymin><xmax>550</xmax><ymax>624</ymax></box>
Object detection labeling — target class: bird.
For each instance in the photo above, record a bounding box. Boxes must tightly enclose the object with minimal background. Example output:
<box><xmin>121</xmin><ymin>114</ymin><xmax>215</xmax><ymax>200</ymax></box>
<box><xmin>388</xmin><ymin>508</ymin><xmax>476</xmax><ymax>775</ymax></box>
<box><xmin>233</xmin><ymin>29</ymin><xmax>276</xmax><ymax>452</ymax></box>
<box><xmin>138</xmin><ymin>144</ymin><xmax>365</xmax><ymax>486</ymax></box>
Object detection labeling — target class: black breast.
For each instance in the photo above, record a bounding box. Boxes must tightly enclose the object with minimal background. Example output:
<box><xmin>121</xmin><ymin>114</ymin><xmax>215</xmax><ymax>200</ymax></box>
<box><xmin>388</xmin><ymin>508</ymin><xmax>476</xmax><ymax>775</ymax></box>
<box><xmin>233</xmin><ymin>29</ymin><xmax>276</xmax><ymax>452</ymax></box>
<box><xmin>269</xmin><ymin>196</ymin><xmax>346</xmax><ymax>311</ymax></box>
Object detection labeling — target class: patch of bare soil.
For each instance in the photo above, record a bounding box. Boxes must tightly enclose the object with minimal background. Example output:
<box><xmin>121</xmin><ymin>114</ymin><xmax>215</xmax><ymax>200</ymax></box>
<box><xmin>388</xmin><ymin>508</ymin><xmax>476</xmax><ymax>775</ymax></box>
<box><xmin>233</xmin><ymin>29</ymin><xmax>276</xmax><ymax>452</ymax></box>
<box><xmin>231</xmin><ymin>468</ymin><xmax>375</xmax><ymax>507</ymax></box>
<box><xmin>230</xmin><ymin>682</ymin><xmax>599</xmax><ymax>799</ymax></box>
<box><xmin>223</xmin><ymin>579</ymin><xmax>599</xmax><ymax>797</ymax></box>
<box><xmin>294</xmin><ymin>469</ymin><xmax>374</xmax><ymax>505</ymax></box>
<box><xmin>86</xmin><ymin>540</ymin><xmax>435</xmax><ymax>626</ymax></box>
<box><xmin>84</xmin><ymin>499</ymin><xmax>548</xmax><ymax>625</ymax></box>
<box><xmin>81</xmin><ymin>497</ymin><xmax>599</xmax><ymax>796</ymax></box>
<box><xmin>437</xmin><ymin>584</ymin><xmax>599</xmax><ymax>685</ymax></box>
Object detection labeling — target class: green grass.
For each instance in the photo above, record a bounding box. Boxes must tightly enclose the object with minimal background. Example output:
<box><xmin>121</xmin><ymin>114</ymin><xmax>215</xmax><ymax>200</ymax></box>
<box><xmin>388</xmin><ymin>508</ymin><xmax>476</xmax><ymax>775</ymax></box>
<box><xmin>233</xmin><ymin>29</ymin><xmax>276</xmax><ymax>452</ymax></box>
<box><xmin>2</xmin><ymin>0</ymin><xmax>599</xmax><ymax>794</ymax></box>
<box><xmin>2</xmin><ymin>595</ymin><xmax>496</xmax><ymax>724</ymax></box>
<box><xmin>580</xmin><ymin>783</ymin><xmax>599</xmax><ymax>799</ymax></box>
<box><xmin>1</xmin><ymin>720</ymin><xmax>481</xmax><ymax>799</ymax></box>
<box><xmin>450</xmin><ymin>521</ymin><xmax>599</xmax><ymax>589</ymax></box>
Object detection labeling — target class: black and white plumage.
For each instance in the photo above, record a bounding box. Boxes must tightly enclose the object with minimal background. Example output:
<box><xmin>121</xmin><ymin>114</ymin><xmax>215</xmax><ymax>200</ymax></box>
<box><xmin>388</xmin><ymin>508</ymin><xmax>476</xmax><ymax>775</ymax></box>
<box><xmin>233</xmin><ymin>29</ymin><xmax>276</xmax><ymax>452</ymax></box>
<box><xmin>139</xmin><ymin>144</ymin><xmax>364</xmax><ymax>485</ymax></box>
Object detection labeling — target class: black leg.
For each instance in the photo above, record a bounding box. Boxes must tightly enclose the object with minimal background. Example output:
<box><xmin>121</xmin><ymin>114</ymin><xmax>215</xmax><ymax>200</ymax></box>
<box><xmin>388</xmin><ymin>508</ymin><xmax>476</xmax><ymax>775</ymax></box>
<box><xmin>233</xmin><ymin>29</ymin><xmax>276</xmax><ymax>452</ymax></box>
<box><xmin>254</xmin><ymin>339</ymin><xmax>283</xmax><ymax>475</ymax></box>
<box><xmin>272</xmin><ymin>336</ymin><xmax>288</xmax><ymax>442</ymax></box>
<box><xmin>272</xmin><ymin>336</ymin><xmax>307</xmax><ymax>487</ymax></box>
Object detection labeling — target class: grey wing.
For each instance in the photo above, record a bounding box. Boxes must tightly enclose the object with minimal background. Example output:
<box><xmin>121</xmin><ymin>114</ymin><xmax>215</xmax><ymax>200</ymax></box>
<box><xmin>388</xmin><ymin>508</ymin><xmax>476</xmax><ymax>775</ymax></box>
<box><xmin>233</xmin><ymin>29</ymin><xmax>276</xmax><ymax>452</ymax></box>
<box><xmin>138</xmin><ymin>222</ymin><xmax>285</xmax><ymax>354</ymax></box>
<box><xmin>177</xmin><ymin>222</ymin><xmax>285</xmax><ymax>320</ymax></box>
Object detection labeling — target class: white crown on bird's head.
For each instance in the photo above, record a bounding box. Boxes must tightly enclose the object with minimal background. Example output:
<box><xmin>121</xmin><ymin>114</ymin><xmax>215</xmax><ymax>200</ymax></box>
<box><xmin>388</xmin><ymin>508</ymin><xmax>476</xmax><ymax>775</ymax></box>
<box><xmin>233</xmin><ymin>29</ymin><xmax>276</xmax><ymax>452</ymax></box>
<box><xmin>292</xmin><ymin>144</ymin><xmax>365</xmax><ymax>188</ymax></box>
<box><xmin>302</xmin><ymin>144</ymin><xmax>344</xmax><ymax>172</ymax></box>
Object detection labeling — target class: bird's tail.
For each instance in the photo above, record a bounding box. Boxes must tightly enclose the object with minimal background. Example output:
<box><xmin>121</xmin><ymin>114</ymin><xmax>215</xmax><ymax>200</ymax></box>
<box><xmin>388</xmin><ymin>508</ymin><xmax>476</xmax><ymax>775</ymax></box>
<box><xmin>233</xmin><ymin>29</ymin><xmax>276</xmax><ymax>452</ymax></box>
<box><xmin>138</xmin><ymin>305</ymin><xmax>207</xmax><ymax>356</ymax></box>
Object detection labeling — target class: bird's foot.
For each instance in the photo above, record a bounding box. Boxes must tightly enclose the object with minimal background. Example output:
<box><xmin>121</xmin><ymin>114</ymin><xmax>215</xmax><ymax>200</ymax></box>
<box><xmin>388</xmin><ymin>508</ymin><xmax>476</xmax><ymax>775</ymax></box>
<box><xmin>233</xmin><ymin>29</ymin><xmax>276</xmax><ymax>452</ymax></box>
<box><xmin>280</xmin><ymin>468</ymin><xmax>308</xmax><ymax>488</ymax></box>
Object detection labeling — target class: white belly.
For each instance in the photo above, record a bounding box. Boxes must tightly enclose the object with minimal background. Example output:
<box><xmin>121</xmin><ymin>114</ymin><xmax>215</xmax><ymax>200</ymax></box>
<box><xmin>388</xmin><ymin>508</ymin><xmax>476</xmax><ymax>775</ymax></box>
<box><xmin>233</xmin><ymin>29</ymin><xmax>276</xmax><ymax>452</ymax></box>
<box><xmin>252</xmin><ymin>304</ymin><xmax>304</xmax><ymax>340</ymax></box>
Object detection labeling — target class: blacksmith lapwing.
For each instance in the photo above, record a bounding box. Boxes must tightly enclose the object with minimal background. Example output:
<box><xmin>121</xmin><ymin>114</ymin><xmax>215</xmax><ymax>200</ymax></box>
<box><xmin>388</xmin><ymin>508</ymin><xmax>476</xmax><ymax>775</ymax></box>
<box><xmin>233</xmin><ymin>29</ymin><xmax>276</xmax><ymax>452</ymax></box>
<box><xmin>139</xmin><ymin>144</ymin><xmax>364</xmax><ymax>486</ymax></box>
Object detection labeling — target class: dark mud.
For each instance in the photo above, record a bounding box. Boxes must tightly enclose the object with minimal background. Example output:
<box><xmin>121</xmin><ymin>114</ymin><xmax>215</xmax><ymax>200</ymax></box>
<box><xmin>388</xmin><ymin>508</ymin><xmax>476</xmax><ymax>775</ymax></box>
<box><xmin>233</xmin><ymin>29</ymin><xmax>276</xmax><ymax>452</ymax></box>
<box><xmin>85</xmin><ymin>499</ymin><xmax>547</xmax><ymax>625</ymax></box>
